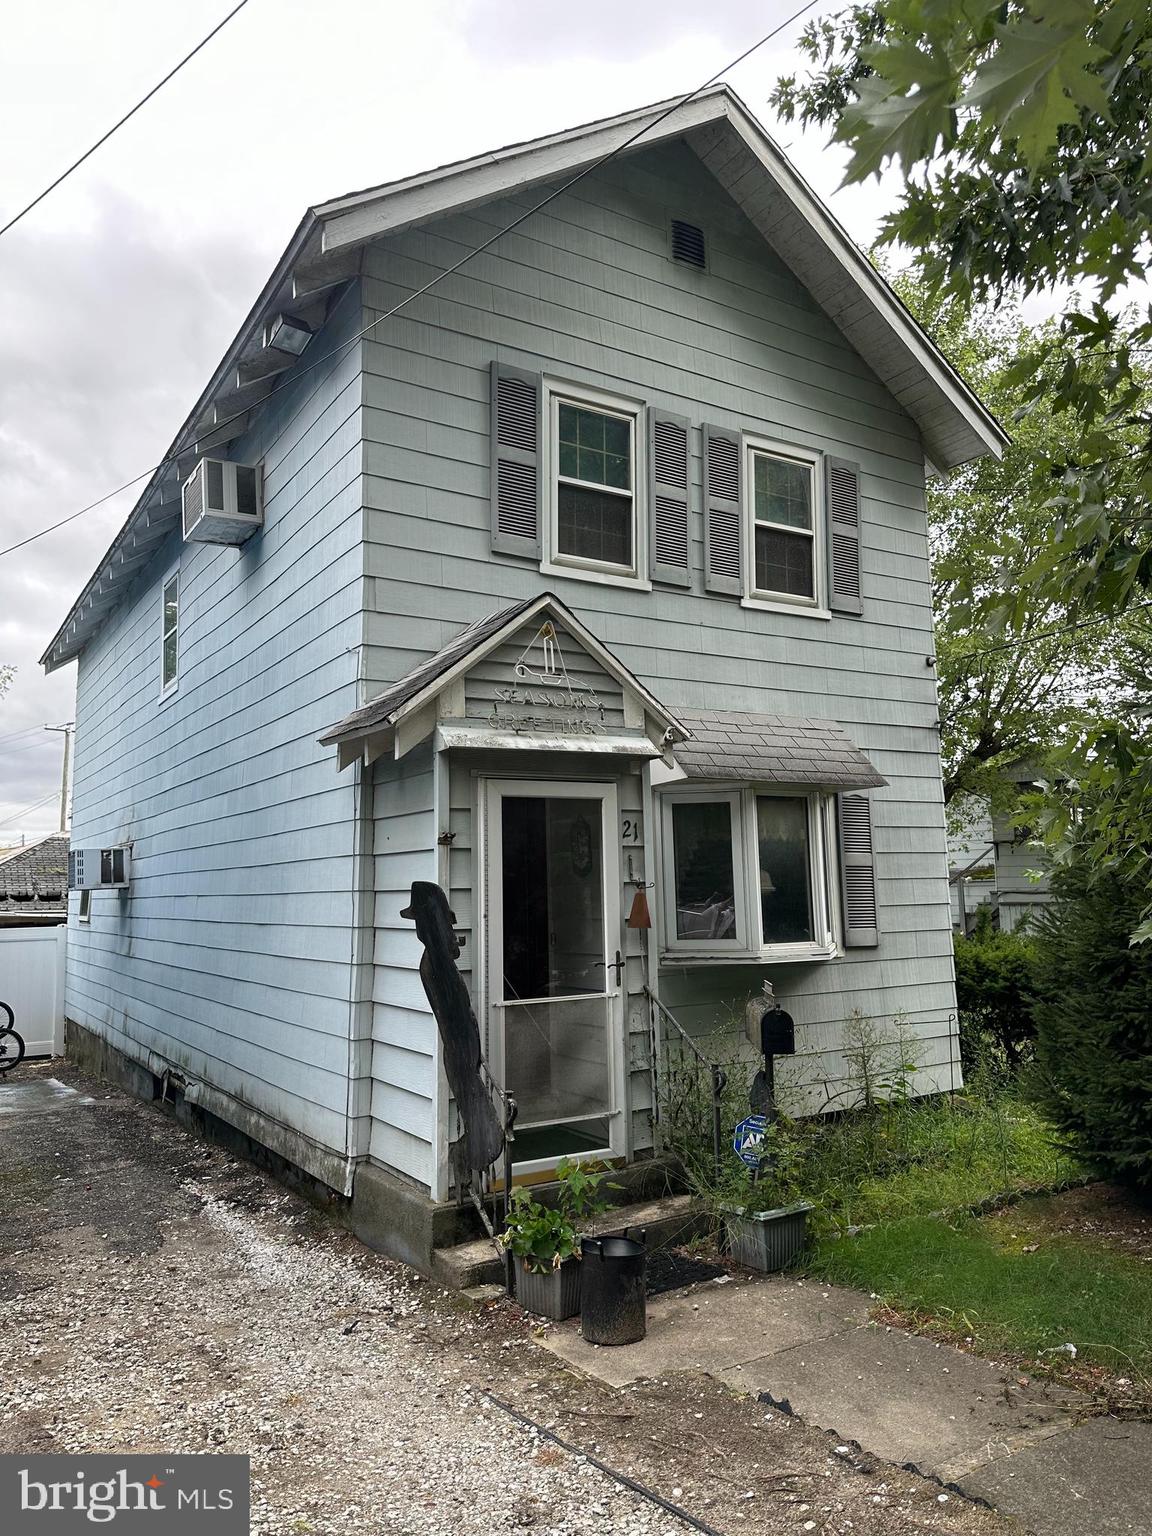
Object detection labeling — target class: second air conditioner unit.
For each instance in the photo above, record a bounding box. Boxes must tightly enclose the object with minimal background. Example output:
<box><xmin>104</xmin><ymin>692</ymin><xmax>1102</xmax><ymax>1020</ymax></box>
<box><xmin>182</xmin><ymin>458</ymin><xmax>263</xmax><ymax>545</ymax></box>
<box><xmin>69</xmin><ymin>847</ymin><xmax>131</xmax><ymax>890</ymax></box>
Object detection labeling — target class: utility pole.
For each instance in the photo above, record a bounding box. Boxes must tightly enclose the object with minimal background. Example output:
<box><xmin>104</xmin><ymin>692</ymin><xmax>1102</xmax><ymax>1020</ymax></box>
<box><xmin>45</xmin><ymin>723</ymin><xmax>74</xmax><ymax>834</ymax></box>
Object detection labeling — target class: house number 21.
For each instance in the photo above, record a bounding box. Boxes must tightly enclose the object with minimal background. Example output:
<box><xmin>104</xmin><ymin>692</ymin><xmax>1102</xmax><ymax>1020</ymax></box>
<box><xmin>620</xmin><ymin>812</ymin><xmax>642</xmax><ymax>846</ymax></box>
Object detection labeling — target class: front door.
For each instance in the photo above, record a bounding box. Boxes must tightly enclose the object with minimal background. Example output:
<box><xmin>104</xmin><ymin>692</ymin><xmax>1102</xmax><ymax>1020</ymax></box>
<box><xmin>483</xmin><ymin>779</ymin><xmax>623</xmax><ymax>1172</ymax></box>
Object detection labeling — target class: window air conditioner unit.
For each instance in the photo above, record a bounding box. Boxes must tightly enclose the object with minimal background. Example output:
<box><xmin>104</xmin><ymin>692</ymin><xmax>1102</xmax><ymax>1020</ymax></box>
<box><xmin>182</xmin><ymin>458</ymin><xmax>263</xmax><ymax>545</ymax></box>
<box><xmin>69</xmin><ymin>847</ymin><xmax>131</xmax><ymax>891</ymax></box>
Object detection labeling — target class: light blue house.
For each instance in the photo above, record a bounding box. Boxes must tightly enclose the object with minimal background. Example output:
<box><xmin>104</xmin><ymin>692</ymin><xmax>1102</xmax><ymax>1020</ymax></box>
<box><xmin>41</xmin><ymin>87</ymin><xmax>1004</xmax><ymax>1268</ymax></box>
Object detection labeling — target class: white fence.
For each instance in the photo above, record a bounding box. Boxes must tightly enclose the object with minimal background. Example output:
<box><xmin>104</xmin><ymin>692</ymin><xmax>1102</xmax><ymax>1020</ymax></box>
<box><xmin>0</xmin><ymin>925</ymin><xmax>66</xmax><ymax>1057</ymax></box>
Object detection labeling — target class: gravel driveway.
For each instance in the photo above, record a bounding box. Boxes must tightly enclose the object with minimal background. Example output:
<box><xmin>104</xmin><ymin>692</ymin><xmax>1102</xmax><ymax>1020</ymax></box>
<box><xmin>1</xmin><ymin>1066</ymin><xmax>1021</xmax><ymax>1536</ymax></box>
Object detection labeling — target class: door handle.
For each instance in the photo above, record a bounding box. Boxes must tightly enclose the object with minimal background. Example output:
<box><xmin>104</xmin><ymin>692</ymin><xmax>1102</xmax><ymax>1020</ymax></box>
<box><xmin>596</xmin><ymin>950</ymin><xmax>625</xmax><ymax>986</ymax></box>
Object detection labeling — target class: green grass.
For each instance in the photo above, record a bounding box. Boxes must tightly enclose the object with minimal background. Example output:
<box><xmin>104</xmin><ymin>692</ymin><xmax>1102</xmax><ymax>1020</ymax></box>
<box><xmin>812</xmin><ymin>1213</ymin><xmax>1152</xmax><ymax>1377</ymax></box>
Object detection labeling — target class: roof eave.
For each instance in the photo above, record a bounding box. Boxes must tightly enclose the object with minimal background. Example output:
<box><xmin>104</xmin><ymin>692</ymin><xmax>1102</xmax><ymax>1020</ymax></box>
<box><xmin>40</xmin><ymin>206</ymin><xmax>363</xmax><ymax>672</ymax></box>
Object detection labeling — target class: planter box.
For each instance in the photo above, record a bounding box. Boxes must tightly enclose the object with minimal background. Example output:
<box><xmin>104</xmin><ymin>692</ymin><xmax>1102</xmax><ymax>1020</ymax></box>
<box><xmin>514</xmin><ymin>1255</ymin><xmax>581</xmax><ymax>1320</ymax></box>
<box><xmin>724</xmin><ymin>1202</ymin><xmax>814</xmax><ymax>1273</ymax></box>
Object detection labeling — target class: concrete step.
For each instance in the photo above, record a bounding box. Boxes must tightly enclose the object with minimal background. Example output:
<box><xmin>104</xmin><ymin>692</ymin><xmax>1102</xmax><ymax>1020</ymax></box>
<box><xmin>431</xmin><ymin>1193</ymin><xmax>706</xmax><ymax>1291</ymax></box>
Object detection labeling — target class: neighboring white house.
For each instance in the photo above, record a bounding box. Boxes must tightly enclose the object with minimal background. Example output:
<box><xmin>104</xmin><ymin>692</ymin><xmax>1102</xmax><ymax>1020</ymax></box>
<box><xmin>948</xmin><ymin>764</ymin><xmax>1054</xmax><ymax>935</ymax></box>
<box><xmin>39</xmin><ymin>87</ymin><xmax>1005</xmax><ymax>1271</ymax></box>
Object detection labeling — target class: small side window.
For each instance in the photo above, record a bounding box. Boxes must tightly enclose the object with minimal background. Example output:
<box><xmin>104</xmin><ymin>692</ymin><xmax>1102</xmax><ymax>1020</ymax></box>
<box><xmin>661</xmin><ymin>792</ymin><xmax>745</xmax><ymax>951</ymax></box>
<box><xmin>78</xmin><ymin>889</ymin><xmax>92</xmax><ymax>924</ymax></box>
<box><xmin>161</xmin><ymin>572</ymin><xmax>179</xmax><ymax>694</ymax></box>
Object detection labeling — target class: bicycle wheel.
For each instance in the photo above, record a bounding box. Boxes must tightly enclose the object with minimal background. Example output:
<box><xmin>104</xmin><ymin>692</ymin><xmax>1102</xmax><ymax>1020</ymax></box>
<box><xmin>0</xmin><ymin>1027</ymin><xmax>24</xmax><ymax>1075</ymax></box>
<box><xmin>0</xmin><ymin>1000</ymin><xmax>12</xmax><ymax>1031</ymax></box>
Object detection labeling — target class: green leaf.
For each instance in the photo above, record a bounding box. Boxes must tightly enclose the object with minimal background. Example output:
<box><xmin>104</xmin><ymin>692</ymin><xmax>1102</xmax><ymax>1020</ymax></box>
<box><xmin>961</xmin><ymin>19</ymin><xmax>1111</xmax><ymax>167</ymax></box>
<box><xmin>838</xmin><ymin>53</ymin><xmax>960</xmax><ymax>180</ymax></box>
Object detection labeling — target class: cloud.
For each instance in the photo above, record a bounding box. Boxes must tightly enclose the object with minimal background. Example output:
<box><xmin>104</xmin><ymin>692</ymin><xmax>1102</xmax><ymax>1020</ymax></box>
<box><xmin>0</xmin><ymin>195</ymin><xmax>265</xmax><ymax>838</ymax></box>
<box><xmin>460</xmin><ymin>0</ymin><xmax>773</xmax><ymax>62</ymax></box>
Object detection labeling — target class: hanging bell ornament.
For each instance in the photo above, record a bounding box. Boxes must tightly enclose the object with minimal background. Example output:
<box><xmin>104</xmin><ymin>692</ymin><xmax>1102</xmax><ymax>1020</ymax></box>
<box><xmin>626</xmin><ymin>888</ymin><xmax>652</xmax><ymax>929</ymax></box>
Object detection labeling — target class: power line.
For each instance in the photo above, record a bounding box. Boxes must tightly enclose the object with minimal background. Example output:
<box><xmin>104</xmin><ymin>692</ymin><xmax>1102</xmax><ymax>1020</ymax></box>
<box><xmin>1</xmin><ymin>0</ymin><xmax>819</xmax><ymax>565</ymax></box>
<box><xmin>0</xmin><ymin>724</ymin><xmax>46</xmax><ymax>748</ymax></box>
<box><xmin>955</xmin><ymin>598</ymin><xmax>1152</xmax><ymax>663</ymax></box>
<box><xmin>0</xmin><ymin>791</ymin><xmax>59</xmax><ymax>832</ymax></box>
<box><xmin>0</xmin><ymin>0</ymin><xmax>253</xmax><ymax>241</ymax></box>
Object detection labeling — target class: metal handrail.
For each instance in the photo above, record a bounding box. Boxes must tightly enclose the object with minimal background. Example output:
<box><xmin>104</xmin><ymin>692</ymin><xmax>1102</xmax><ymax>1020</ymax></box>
<box><xmin>644</xmin><ymin>985</ymin><xmax>727</xmax><ymax>1178</ymax></box>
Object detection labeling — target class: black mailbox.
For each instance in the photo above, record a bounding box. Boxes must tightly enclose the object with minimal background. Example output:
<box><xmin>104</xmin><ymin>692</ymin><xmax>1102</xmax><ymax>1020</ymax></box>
<box><xmin>761</xmin><ymin>1009</ymin><xmax>796</xmax><ymax>1058</ymax></box>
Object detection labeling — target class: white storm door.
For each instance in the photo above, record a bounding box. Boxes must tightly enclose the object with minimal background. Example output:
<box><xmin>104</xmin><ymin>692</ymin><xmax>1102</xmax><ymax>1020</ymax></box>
<box><xmin>483</xmin><ymin>779</ymin><xmax>623</xmax><ymax>1171</ymax></box>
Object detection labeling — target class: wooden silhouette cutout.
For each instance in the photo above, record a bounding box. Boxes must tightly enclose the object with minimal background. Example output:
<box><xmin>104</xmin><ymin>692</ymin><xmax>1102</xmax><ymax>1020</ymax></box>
<box><xmin>400</xmin><ymin>881</ymin><xmax>504</xmax><ymax>1188</ymax></box>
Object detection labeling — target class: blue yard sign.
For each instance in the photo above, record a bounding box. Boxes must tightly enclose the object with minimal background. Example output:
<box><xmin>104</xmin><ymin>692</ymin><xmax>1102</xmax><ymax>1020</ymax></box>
<box><xmin>732</xmin><ymin>1114</ymin><xmax>769</xmax><ymax>1168</ymax></box>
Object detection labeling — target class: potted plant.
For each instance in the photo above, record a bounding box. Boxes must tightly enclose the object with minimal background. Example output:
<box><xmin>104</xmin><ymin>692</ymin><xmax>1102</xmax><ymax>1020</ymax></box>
<box><xmin>499</xmin><ymin>1158</ymin><xmax>614</xmax><ymax>1320</ymax></box>
<box><xmin>717</xmin><ymin>1119</ymin><xmax>814</xmax><ymax>1273</ymax></box>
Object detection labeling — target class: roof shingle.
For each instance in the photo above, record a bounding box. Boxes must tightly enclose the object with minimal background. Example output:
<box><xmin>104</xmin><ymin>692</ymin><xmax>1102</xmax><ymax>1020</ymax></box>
<box><xmin>674</xmin><ymin>712</ymin><xmax>885</xmax><ymax>789</ymax></box>
<box><xmin>0</xmin><ymin>834</ymin><xmax>68</xmax><ymax>919</ymax></box>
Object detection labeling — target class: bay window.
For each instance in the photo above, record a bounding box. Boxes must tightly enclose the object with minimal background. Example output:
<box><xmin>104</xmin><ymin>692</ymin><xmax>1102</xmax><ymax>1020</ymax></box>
<box><xmin>661</xmin><ymin>787</ymin><xmax>835</xmax><ymax>961</ymax></box>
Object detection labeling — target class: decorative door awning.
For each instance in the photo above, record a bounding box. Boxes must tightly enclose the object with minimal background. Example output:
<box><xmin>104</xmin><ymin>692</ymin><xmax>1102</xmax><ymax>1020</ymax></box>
<box><xmin>319</xmin><ymin>592</ymin><xmax>686</xmax><ymax>769</ymax></box>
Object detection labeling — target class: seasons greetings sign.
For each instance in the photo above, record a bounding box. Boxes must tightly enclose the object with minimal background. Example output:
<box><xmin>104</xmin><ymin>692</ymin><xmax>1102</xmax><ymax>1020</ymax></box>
<box><xmin>485</xmin><ymin>622</ymin><xmax>608</xmax><ymax>737</ymax></box>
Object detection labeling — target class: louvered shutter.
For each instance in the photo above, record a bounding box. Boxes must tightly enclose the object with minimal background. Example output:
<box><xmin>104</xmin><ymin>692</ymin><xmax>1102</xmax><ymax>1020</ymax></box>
<box><xmin>838</xmin><ymin>792</ymin><xmax>879</xmax><ymax>948</ymax></box>
<box><xmin>648</xmin><ymin>409</ymin><xmax>690</xmax><ymax>587</ymax></box>
<box><xmin>703</xmin><ymin>425</ymin><xmax>742</xmax><ymax>595</ymax></box>
<box><xmin>490</xmin><ymin>362</ymin><xmax>542</xmax><ymax>558</ymax></box>
<box><xmin>826</xmin><ymin>456</ymin><xmax>863</xmax><ymax>615</ymax></box>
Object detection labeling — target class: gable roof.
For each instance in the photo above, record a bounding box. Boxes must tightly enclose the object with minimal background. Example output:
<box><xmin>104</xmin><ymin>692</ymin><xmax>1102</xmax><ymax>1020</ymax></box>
<box><xmin>42</xmin><ymin>84</ymin><xmax>1005</xmax><ymax>675</ymax></box>
<box><xmin>0</xmin><ymin>833</ymin><xmax>68</xmax><ymax>921</ymax></box>
<box><xmin>319</xmin><ymin>592</ymin><xmax>687</xmax><ymax>758</ymax></box>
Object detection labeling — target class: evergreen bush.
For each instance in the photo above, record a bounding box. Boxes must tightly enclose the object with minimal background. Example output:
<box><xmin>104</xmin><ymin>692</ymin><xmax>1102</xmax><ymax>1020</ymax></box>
<box><xmin>1030</xmin><ymin>860</ymin><xmax>1152</xmax><ymax>1189</ymax></box>
<box><xmin>953</xmin><ymin>912</ymin><xmax>1038</xmax><ymax>1072</ymax></box>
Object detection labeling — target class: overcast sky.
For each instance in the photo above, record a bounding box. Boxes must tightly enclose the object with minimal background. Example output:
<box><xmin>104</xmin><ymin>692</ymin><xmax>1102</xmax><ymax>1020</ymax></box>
<box><xmin>0</xmin><ymin>0</ymin><xmax>903</xmax><ymax>842</ymax></box>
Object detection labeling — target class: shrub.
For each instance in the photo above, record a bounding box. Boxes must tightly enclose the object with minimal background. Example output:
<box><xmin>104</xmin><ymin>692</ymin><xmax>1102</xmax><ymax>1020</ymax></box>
<box><xmin>954</xmin><ymin>911</ymin><xmax>1039</xmax><ymax>1072</ymax></box>
<box><xmin>499</xmin><ymin>1158</ymin><xmax>614</xmax><ymax>1272</ymax></box>
<box><xmin>1030</xmin><ymin>860</ymin><xmax>1152</xmax><ymax>1190</ymax></box>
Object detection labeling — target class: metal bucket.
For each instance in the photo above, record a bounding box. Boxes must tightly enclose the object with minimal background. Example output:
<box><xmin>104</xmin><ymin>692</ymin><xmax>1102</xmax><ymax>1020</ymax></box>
<box><xmin>579</xmin><ymin>1230</ymin><xmax>647</xmax><ymax>1346</ymax></box>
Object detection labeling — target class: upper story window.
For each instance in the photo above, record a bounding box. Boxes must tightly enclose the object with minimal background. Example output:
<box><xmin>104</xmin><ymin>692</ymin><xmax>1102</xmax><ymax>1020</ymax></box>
<box><xmin>546</xmin><ymin>385</ymin><xmax>643</xmax><ymax>585</ymax></box>
<box><xmin>746</xmin><ymin>440</ymin><xmax>822</xmax><ymax>610</ymax></box>
<box><xmin>490</xmin><ymin>363</ymin><xmax>862</xmax><ymax>607</ymax></box>
<box><xmin>161</xmin><ymin>571</ymin><xmax>179</xmax><ymax>695</ymax></box>
<box><xmin>555</xmin><ymin>400</ymin><xmax>635</xmax><ymax>570</ymax></box>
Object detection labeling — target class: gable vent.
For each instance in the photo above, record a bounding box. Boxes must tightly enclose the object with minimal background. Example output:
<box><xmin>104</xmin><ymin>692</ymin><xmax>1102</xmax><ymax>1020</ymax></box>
<box><xmin>671</xmin><ymin>219</ymin><xmax>706</xmax><ymax>270</ymax></box>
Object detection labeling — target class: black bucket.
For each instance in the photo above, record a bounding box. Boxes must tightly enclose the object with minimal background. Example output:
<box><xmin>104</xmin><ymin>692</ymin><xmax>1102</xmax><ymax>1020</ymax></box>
<box><xmin>579</xmin><ymin>1229</ymin><xmax>647</xmax><ymax>1346</ymax></box>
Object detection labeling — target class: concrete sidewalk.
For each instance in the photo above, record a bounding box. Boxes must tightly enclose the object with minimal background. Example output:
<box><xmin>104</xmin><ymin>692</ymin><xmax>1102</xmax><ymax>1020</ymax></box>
<box><xmin>541</xmin><ymin>1268</ymin><xmax>1152</xmax><ymax>1534</ymax></box>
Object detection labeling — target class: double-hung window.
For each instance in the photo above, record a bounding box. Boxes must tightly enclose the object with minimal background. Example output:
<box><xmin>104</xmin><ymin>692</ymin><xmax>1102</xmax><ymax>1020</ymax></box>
<box><xmin>545</xmin><ymin>385</ymin><xmax>643</xmax><ymax>584</ymax></box>
<box><xmin>661</xmin><ymin>787</ymin><xmax>835</xmax><ymax>961</ymax></box>
<box><xmin>745</xmin><ymin>439</ymin><xmax>823</xmax><ymax>610</ymax></box>
<box><xmin>160</xmin><ymin>571</ymin><xmax>179</xmax><ymax>694</ymax></box>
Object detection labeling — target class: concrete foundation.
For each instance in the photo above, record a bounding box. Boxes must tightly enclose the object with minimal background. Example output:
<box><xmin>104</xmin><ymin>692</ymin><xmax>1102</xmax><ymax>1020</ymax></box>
<box><xmin>64</xmin><ymin>1017</ymin><xmax>684</xmax><ymax>1281</ymax></box>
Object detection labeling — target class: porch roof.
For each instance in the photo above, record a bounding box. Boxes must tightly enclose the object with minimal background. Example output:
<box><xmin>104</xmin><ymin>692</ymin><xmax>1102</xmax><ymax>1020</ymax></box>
<box><xmin>318</xmin><ymin>591</ymin><xmax>687</xmax><ymax>760</ymax></box>
<box><xmin>671</xmin><ymin>711</ymin><xmax>886</xmax><ymax>790</ymax></box>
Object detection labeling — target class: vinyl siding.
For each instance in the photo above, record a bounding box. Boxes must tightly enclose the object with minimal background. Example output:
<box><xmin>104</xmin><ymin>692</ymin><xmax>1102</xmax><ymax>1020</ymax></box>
<box><xmin>369</xmin><ymin>742</ymin><xmax>437</xmax><ymax>1185</ymax></box>
<box><xmin>66</xmin><ymin>285</ymin><xmax>367</xmax><ymax>1186</ymax></box>
<box><xmin>357</xmin><ymin>139</ymin><xmax>960</xmax><ymax>1131</ymax></box>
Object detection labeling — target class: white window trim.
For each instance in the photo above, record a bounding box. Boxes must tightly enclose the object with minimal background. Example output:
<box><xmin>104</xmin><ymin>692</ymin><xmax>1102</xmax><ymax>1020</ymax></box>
<box><xmin>540</xmin><ymin>378</ymin><xmax>652</xmax><ymax>592</ymax></box>
<box><xmin>658</xmin><ymin>782</ymin><xmax>839</xmax><ymax>964</ymax></box>
<box><xmin>159</xmin><ymin>565</ymin><xmax>180</xmax><ymax>700</ymax></box>
<box><xmin>742</xmin><ymin>435</ymin><xmax>829</xmax><ymax>616</ymax></box>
